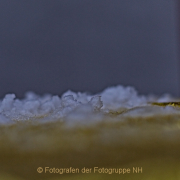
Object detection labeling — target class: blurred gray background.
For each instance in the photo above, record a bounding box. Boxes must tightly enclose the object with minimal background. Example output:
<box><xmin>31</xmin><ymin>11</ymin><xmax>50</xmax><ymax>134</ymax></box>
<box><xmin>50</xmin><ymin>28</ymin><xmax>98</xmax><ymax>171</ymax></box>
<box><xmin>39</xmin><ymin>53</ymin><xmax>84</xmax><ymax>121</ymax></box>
<box><xmin>0</xmin><ymin>0</ymin><xmax>179</xmax><ymax>98</ymax></box>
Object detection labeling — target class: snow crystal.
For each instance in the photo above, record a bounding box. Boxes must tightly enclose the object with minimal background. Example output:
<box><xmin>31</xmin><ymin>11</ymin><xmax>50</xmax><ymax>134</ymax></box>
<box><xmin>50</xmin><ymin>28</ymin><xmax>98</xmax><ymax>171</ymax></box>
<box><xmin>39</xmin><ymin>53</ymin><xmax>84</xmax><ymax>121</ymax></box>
<box><xmin>0</xmin><ymin>85</ymin><xmax>178</xmax><ymax>125</ymax></box>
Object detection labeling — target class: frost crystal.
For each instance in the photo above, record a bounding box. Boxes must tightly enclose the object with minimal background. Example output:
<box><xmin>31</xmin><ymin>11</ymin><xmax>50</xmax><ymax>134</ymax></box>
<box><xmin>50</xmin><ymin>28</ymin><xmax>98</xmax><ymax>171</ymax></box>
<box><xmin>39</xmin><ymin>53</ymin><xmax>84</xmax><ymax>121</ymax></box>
<box><xmin>0</xmin><ymin>85</ymin><xmax>176</xmax><ymax>125</ymax></box>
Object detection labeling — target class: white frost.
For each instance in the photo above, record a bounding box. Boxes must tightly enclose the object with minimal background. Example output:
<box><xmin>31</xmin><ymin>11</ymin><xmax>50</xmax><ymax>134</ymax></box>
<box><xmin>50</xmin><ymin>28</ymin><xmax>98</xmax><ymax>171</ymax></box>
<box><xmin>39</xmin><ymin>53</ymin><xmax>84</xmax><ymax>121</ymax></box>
<box><xmin>0</xmin><ymin>85</ymin><xmax>178</xmax><ymax>125</ymax></box>
<box><xmin>100</xmin><ymin>85</ymin><xmax>147</xmax><ymax>110</ymax></box>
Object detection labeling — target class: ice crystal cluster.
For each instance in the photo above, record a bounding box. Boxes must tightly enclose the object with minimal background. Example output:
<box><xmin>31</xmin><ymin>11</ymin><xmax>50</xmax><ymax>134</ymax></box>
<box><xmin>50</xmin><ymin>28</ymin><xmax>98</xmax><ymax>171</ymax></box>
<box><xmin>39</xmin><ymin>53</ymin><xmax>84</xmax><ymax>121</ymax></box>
<box><xmin>0</xmin><ymin>85</ymin><xmax>177</xmax><ymax>125</ymax></box>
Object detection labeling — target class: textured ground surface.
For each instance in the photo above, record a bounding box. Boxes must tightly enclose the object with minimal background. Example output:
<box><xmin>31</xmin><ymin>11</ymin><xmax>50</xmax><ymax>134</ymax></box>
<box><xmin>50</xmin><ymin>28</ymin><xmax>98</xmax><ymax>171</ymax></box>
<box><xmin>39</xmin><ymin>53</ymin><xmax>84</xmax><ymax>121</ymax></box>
<box><xmin>1</xmin><ymin>110</ymin><xmax>180</xmax><ymax>180</ymax></box>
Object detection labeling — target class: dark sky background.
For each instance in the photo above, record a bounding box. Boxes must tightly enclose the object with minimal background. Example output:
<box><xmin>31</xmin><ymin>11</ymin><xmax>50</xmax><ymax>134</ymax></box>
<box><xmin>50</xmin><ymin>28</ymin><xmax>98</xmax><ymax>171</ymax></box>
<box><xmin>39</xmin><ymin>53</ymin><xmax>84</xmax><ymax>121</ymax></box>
<box><xmin>0</xmin><ymin>0</ymin><xmax>179</xmax><ymax>98</ymax></box>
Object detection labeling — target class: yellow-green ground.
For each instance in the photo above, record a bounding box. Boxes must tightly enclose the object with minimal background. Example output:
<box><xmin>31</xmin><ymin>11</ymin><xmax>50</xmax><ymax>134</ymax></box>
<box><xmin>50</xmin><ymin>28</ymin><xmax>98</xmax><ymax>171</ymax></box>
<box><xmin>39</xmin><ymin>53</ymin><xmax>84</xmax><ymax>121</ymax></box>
<box><xmin>1</xmin><ymin>113</ymin><xmax>180</xmax><ymax>179</ymax></box>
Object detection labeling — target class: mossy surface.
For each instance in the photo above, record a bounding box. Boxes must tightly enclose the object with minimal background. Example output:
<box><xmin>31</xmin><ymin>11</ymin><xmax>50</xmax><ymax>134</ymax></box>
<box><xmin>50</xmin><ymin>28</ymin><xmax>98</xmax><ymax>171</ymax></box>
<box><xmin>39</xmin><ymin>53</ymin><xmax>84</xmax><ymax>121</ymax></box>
<box><xmin>1</xmin><ymin>113</ymin><xmax>180</xmax><ymax>179</ymax></box>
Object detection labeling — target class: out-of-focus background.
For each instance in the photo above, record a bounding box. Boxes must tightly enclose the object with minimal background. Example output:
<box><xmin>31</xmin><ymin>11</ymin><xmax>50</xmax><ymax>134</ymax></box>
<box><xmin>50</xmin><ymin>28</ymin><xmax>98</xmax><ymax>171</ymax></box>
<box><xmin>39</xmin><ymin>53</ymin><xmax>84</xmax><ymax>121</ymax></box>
<box><xmin>0</xmin><ymin>0</ymin><xmax>179</xmax><ymax>98</ymax></box>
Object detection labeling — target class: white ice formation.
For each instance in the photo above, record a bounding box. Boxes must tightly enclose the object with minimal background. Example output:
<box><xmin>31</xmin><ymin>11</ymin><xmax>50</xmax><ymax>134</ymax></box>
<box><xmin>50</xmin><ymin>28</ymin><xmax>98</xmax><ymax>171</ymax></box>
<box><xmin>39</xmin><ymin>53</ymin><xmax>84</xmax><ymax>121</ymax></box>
<box><xmin>0</xmin><ymin>85</ymin><xmax>178</xmax><ymax>125</ymax></box>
